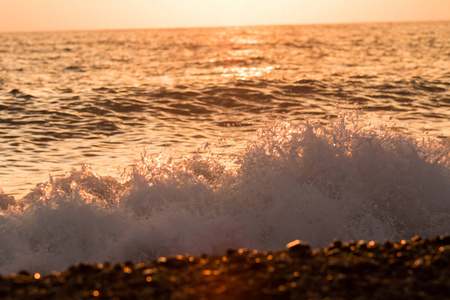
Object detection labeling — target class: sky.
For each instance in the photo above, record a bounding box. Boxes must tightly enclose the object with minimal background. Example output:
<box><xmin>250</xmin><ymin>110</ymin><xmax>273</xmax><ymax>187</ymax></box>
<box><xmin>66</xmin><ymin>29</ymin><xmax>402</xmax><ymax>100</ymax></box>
<box><xmin>0</xmin><ymin>0</ymin><xmax>449</xmax><ymax>32</ymax></box>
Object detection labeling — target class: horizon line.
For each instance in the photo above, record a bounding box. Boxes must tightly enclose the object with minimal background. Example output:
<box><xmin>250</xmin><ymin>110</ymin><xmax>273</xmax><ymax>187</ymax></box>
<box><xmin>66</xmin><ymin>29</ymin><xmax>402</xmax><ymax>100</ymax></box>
<box><xmin>1</xmin><ymin>18</ymin><xmax>449</xmax><ymax>34</ymax></box>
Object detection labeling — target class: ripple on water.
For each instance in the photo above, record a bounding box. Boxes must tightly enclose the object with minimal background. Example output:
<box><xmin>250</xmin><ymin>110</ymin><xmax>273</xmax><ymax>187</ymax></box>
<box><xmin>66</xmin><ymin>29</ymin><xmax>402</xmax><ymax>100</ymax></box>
<box><xmin>0</xmin><ymin>22</ymin><xmax>449</xmax><ymax>196</ymax></box>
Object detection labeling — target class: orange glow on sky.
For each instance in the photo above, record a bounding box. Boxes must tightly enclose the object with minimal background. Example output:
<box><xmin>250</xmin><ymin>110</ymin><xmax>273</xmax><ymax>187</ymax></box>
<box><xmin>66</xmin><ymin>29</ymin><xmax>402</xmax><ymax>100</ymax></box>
<box><xmin>0</xmin><ymin>0</ymin><xmax>449</xmax><ymax>32</ymax></box>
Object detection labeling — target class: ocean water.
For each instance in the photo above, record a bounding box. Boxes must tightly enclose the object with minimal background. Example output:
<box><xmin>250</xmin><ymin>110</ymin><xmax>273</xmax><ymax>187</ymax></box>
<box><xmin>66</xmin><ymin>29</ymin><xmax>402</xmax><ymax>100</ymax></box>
<box><xmin>0</xmin><ymin>21</ymin><xmax>449</xmax><ymax>273</ymax></box>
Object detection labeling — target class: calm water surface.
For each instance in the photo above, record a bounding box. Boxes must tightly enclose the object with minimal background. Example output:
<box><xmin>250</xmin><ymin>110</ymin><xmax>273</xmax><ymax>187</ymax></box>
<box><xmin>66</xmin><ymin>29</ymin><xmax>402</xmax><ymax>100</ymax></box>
<box><xmin>0</xmin><ymin>21</ymin><xmax>449</xmax><ymax>196</ymax></box>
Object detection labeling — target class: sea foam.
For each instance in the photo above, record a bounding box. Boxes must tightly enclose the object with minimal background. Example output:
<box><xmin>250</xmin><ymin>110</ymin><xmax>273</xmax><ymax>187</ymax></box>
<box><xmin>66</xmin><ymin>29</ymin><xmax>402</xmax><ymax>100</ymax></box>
<box><xmin>0</xmin><ymin>113</ymin><xmax>448</xmax><ymax>274</ymax></box>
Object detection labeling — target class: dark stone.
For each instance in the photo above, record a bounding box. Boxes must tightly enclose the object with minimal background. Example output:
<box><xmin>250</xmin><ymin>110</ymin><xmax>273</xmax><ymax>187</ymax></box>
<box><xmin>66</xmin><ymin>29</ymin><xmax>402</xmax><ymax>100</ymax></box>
<box><xmin>17</xmin><ymin>270</ymin><xmax>30</xmax><ymax>276</ymax></box>
<box><xmin>0</xmin><ymin>235</ymin><xmax>449</xmax><ymax>299</ymax></box>
<box><xmin>286</xmin><ymin>240</ymin><xmax>311</xmax><ymax>257</ymax></box>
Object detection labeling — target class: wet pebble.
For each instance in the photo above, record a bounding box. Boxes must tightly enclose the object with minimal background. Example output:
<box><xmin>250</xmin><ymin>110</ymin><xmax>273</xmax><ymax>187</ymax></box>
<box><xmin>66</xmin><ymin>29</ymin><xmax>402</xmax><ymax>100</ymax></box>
<box><xmin>0</xmin><ymin>235</ymin><xmax>449</xmax><ymax>299</ymax></box>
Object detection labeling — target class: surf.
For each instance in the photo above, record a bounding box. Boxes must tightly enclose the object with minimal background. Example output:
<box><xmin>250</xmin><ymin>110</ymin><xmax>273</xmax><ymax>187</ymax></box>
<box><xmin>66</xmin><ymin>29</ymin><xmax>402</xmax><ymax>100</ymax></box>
<box><xmin>0</xmin><ymin>112</ymin><xmax>448</xmax><ymax>274</ymax></box>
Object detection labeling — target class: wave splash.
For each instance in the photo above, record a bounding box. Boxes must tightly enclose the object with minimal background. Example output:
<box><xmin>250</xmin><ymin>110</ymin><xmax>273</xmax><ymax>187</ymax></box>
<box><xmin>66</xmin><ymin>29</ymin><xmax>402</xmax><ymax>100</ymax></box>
<box><xmin>0</xmin><ymin>113</ymin><xmax>448</xmax><ymax>273</ymax></box>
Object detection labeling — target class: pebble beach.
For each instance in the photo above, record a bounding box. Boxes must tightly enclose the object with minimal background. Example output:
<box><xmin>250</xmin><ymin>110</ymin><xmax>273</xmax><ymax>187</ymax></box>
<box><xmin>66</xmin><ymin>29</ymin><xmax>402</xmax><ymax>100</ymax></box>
<box><xmin>1</xmin><ymin>235</ymin><xmax>449</xmax><ymax>299</ymax></box>
<box><xmin>1</xmin><ymin>21</ymin><xmax>449</xmax><ymax>299</ymax></box>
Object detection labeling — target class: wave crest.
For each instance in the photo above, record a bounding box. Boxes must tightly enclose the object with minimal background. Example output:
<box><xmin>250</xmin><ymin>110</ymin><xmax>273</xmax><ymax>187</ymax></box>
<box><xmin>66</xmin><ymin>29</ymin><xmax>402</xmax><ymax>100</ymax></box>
<box><xmin>0</xmin><ymin>113</ymin><xmax>448</xmax><ymax>273</ymax></box>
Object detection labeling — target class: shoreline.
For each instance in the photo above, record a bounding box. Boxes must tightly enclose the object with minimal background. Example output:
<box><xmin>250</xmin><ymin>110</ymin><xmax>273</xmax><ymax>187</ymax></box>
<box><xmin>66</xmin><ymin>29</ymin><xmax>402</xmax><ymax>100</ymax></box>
<box><xmin>1</xmin><ymin>235</ymin><xmax>449</xmax><ymax>299</ymax></box>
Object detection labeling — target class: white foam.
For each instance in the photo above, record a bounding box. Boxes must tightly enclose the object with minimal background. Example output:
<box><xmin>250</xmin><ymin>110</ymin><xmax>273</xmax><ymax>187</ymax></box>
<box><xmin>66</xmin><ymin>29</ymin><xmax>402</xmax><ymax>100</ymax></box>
<box><xmin>0</xmin><ymin>113</ymin><xmax>448</xmax><ymax>273</ymax></box>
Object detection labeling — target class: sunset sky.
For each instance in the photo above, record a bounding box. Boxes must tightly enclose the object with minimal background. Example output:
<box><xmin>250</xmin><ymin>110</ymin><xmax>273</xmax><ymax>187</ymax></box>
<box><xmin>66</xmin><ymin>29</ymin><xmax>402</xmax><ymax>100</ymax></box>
<box><xmin>1</xmin><ymin>0</ymin><xmax>449</xmax><ymax>32</ymax></box>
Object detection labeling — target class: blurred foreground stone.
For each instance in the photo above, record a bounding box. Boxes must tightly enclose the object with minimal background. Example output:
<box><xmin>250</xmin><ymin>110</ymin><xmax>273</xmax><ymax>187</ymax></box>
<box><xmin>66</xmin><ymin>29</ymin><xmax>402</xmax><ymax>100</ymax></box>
<box><xmin>1</xmin><ymin>235</ymin><xmax>449</xmax><ymax>299</ymax></box>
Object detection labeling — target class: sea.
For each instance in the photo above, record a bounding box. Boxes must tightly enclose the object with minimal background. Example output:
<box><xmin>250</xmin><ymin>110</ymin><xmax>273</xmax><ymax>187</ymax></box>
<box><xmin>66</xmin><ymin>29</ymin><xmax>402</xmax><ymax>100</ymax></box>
<box><xmin>0</xmin><ymin>21</ymin><xmax>449</xmax><ymax>273</ymax></box>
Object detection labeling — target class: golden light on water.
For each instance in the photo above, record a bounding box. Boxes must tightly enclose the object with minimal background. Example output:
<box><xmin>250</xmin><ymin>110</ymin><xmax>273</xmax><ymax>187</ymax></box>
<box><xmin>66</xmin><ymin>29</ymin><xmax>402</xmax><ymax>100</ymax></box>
<box><xmin>221</xmin><ymin>66</ymin><xmax>276</xmax><ymax>80</ymax></box>
<box><xmin>211</xmin><ymin>30</ymin><xmax>277</xmax><ymax>80</ymax></box>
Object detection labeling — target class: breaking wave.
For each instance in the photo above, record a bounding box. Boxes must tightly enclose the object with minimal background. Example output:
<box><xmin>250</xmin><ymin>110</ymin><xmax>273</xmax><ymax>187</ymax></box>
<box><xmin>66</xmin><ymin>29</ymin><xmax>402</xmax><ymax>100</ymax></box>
<box><xmin>0</xmin><ymin>113</ymin><xmax>448</xmax><ymax>273</ymax></box>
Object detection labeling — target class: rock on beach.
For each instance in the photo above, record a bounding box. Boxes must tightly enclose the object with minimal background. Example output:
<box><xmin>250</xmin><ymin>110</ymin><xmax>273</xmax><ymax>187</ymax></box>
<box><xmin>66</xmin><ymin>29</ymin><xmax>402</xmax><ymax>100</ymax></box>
<box><xmin>0</xmin><ymin>235</ymin><xmax>449</xmax><ymax>299</ymax></box>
